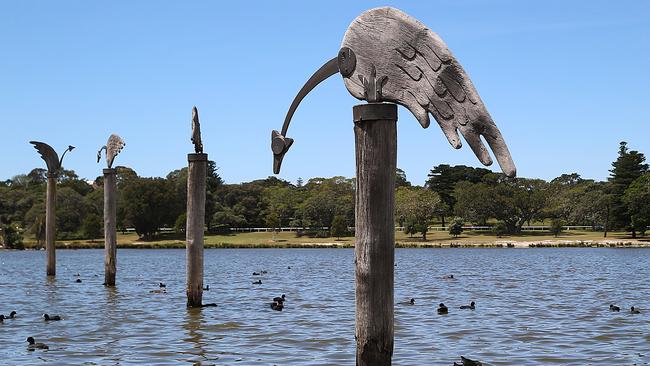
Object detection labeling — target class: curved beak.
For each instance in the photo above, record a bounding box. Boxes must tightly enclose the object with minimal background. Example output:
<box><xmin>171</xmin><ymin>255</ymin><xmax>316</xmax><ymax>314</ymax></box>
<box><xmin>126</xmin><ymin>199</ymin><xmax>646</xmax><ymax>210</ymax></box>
<box><xmin>272</xmin><ymin>56</ymin><xmax>340</xmax><ymax>174</ymax></box>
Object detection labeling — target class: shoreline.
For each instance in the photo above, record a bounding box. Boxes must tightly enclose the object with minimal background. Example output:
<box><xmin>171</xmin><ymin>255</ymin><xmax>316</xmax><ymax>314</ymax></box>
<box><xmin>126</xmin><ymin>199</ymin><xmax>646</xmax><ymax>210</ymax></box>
<box><xmin>4</xmin><ymin>239</ymin><xmax>649</xmax><ymax>250</ymax></box>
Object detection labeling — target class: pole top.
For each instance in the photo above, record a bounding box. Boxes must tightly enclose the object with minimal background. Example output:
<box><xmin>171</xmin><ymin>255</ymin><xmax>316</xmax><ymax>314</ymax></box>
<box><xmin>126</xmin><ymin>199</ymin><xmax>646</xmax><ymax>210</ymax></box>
<box><xmin>353</xmin><ymin>103</ymin><xmax>397</xmax><ymax>123</ymax></box>
<box><xmin>188</xmin><ymin>153</ymin><xmax>208</xmax><ymax>162</ymax></box>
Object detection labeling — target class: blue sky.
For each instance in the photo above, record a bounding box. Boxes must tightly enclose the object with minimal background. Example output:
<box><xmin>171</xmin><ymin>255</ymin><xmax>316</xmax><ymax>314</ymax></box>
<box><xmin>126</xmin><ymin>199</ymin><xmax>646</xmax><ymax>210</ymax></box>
<box><xmin>1</xmin><ymin>1</ymin><xmax>648</xmax><ymax>185</ymax></box>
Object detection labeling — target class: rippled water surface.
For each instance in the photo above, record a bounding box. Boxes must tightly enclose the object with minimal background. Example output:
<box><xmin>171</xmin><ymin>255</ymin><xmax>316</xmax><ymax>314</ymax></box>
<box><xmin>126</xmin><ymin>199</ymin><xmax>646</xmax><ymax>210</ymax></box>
<box><xmin>1</xmin><ymin>248</ymin><xmax>649</xmax><ymax>365</ymax></box>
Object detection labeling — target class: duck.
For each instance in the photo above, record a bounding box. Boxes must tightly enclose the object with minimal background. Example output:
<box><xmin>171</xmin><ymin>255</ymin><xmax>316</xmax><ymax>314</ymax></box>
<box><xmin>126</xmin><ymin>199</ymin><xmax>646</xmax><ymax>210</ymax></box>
<box><xmin>42</xmin><ymin>314</ymin><xmax>62</xmax><ymax>321</ymax></box>
<box><xmin>610</xmin><ymin>304</ymin><xmax>620</xmax><ymax>312</ymax></box>
<box><xmin>287</xmin><ymin>266</ymin><xmax>291</xmax><ymax>269</ymax></box>
<box><xmin>261</xmin><ymin>270</ymin><xmax>268</xmax><ymax>274</ymax></box>
<box><xmin>159</xmin><ymin>282</ymin><xmax>166</xmax><ymax>288</ymax></box>
<box><xmin>26</xmin><ymin>337</ymin><xmax>49</xmax><ymax>351</ymax></box>
<box><xmin>0</xmin><ymin>315</ymin><xmax>4</xmax><ymax>322</ymax></box>
<box><xmin>203</xmin><ymin>285</ymin><xmax>210</xmax><ymax>291</ymax></box>
<box><xmin>2</xmin><ymin>311</ymin><xmax>16</xmax><ymax>319</ymax></box>
<box><xmin>273</xmin><ymin>294</ymin><xmax>286</xmax><ymax>303</ymax></box>
<box><xmin>252</xmin><ymin>272</ymin><xmax>261</xmax><ymax>276</ymax></box>
<box><xmin>270</xmin><ymin>302</ymin><xmax>284</xmax><ymax>311</ymax></box>
<box><xmin>460</xmin><ymin>301</ymin><xmax>476</xmax><ymax>310</ymax></box>
<box><xmin>252</xmin><ymin>280</ymin><xmax>262</xmax><ymax>285</ymax></box>
<box><xmin>631</xmin><ymin>306</ymin><xmax>641</xmax><ymax>314</ymax></box>
<box><xmin>453</xmin><ymin>356</ymin><xmax>483</xmax><ymax>366</ymax></box>
<box><xmin>409</xmin><ymin>298</ymin><xmax>415</xmax><ymax>305</ymax></box>
<box><xmin>75</xmin><ymin>279</ymin><xmax>82</xmax><ymax>283</ymax></box>
<box><xmin>201</xmin><ymin>303</ymin><xmax>218</xmax><ymax>308</ymax></box>
<box><xmin>437</xmin><ymin>303</ymin><xmax>449</xmax><ymax>315</ymax></box>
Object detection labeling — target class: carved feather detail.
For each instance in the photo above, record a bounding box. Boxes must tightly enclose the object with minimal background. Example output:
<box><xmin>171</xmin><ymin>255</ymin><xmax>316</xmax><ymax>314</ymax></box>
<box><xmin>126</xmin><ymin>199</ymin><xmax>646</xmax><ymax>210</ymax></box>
<box><xmin>29</xmin><ymin>141</ymin><xmax>60</xmax><ymax>173</ymax></box>
<box><xmin>341</xmin><ymin>7</ymin><xmax>516</xmax><ymax>177</ymax></box>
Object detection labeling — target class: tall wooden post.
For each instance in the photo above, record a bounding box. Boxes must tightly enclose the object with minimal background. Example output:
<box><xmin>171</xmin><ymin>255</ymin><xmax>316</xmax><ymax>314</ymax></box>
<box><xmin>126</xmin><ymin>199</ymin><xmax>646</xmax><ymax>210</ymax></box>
<box><xmin>353</xmin><ymin>103</ymin><xmax>397</xmax><ymax>366</ymax></box>
<box><xmin>45</xmin><ymin>172</ymin><xmax>57</xmax><ymax>276</ymax></box>
<box><xmin>186</xmin><ymin>153</ymin><xmax>207</xmax><ymax>307</ymax></box>
<box><xmin>103</xmin><ymin>168</ymin><xmax>117</xmax><ymax>286</ymax></box>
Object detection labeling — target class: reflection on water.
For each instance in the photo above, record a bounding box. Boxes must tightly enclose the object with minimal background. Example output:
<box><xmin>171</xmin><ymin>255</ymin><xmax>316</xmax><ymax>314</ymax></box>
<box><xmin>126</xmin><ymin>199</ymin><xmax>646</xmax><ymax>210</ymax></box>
<box><xmin>0</xmin><ymin>248</ymin><xmax>649</xmax><ymax>365</ymax></box>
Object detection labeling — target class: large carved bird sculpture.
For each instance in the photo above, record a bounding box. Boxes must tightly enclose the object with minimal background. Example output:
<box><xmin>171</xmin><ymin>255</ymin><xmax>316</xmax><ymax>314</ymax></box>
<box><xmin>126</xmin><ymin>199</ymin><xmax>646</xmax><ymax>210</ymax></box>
<box><xmin>97</xmin><ymin>134</ymin><xmax>126</xmax><ymax>169</ymax></box>
<box><xmin>30</xmin><ymin>141</ymin><xmax>75</xmax><ymax>174</ymax></box>
<box><xmin>272</xmin><ymin>6</ymin><xmax>515</xmax><ymax>177</ymax></box>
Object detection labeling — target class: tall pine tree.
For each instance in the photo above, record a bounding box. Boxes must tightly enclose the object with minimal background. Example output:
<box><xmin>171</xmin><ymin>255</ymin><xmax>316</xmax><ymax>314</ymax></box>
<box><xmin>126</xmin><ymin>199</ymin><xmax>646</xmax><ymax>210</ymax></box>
<box><xmin>609</xmin><ymin>141</ymin><xmax>648</xmax><ymax>237</ymax></box>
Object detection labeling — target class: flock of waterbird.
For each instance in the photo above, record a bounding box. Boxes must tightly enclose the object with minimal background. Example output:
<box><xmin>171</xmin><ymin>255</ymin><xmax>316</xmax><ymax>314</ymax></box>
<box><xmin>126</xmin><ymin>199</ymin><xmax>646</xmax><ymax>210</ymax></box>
<box><xmin>1</xmin><ymin>269</ymin><xmax>642</xmax><ymax>366</ymax></box>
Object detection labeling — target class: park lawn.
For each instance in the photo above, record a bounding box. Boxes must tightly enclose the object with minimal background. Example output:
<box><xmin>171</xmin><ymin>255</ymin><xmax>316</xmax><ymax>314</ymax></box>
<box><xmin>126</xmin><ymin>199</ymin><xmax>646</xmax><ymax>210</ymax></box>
<box><xmin>18</xmin><ymin>229</ymin><xmax>648</xmax><ymax>249</ymax></box>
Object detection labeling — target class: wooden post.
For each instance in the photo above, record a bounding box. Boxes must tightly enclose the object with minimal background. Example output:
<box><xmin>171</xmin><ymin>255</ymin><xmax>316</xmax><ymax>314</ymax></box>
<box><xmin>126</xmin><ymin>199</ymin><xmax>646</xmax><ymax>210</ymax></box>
<box><xmin>186</xmin><ymin>153</ymin><xmax>207</xmax><ymax>307</ymax></box>
<box><xmin>353</xmin><ymin>103</ymin><xmax>397</xmax><ymax>366</ymax></box>
<box><xmin>45</xmin><ymin>172</ymin><xmax>57</xmax><ymax>276</ymax></box>
<box><xmin>103</xmin><ymin>168</ymin><xmax>117</xmax><ymax>286</ymax></box>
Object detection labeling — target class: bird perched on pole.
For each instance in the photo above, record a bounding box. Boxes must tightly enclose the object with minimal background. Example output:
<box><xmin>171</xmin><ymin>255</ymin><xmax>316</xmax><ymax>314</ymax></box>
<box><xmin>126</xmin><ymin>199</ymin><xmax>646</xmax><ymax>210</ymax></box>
<box><xmin>97</xmin><ymin>134</ymin><xmax>126</xmax><ymax>169</ymax></box>
<box><xmin>272</xmin><ymin>6</ymin><xmax>515</xmax><ymax>178</ymax></box>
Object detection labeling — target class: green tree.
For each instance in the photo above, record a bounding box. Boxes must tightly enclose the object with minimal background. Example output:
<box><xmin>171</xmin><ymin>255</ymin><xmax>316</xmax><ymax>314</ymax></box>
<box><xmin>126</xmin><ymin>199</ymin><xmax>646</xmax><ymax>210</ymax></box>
<box><xmin>449</xmin><ymin>217</ymin><xmax>464</xmax><ymax>237</ymax></box>
<box><xmin>426</xmin><ymin>164</ymin><xmax>491</xmax><ymax>226</ymax></box>
<box><xmin>1</xmin><ymin>223</ymin><xmax>24</xmax><ymax>249</ymax></box>
<box><xmin>174</xmin><ymin>213</ymin><xmax>187</xmax><ymax>234</ymax></box>
<box><xmin>549</xmin><ymin>218</ymin><xmax>563</xmax><ymax>237</ymax></box>
<box><xmin>609</xmin><ymin>142</ymin><xmax>648</xmax><ymax>237</ymax></box>
<box><xmin>395</xmin><ymin>187</ymin><xmax>446</xmax><ymax>240</ymax></box>
<box><xmin>120</xmin><ymin>177</ymin><xmax>181</xmax><ymax>239</ymax></box>
<box><xmin>623</xmin><ymin>173</ymin><xmax>650</xmax><ymax>237</ymax></box>
<box><xmin>82</xmin><ymin>214</ymin><xmax>102</xmax><ymax>240</ymax></box>
<box><xmin>395</xmin><ymin>168</ymin><xmax>411</xmax><ymax>188</ymax></box>
<box><xmin>330</xmin><ymin>215</ymin><xmax>347</xmax><ymax>239</ymax></box>
<box><xmin>265</xmin><ymin>211</ymin><xmax>280</xmax><ymax>240</ymax></box>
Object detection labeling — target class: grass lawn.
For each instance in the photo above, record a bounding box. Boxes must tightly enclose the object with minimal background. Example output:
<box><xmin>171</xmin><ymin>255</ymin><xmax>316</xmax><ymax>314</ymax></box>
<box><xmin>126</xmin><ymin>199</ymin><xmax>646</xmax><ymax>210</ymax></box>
<box><xmin>17</xmin><ymin>229</ymin><xmax>649</xmax><ymax>249</ymax></box>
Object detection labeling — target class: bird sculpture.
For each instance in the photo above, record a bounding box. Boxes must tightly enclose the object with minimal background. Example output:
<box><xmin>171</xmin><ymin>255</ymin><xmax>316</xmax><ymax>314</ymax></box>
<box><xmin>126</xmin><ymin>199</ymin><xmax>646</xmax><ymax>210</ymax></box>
<box><xmin>96</xmin><ymin>134</ymin><xmax>126</xmax><ymax>169</ymax></box>
<box><xmin>272</xmin><ymin>6</ymin><xmax>515</xmax><ymax>177</ymax></box>
<box><xmin>29</xmin><ymin>142</ymin><xmax>75</xmax><ymax>175</ymax></box>
<box><xmin>191</xmin><ymin>106</ymin><xmax>203</xmax><ymax>154</ymax></box>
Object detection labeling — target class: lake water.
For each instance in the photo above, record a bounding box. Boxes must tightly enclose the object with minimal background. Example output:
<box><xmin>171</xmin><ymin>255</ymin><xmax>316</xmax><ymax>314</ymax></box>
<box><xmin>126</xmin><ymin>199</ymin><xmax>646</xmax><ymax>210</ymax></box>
<box><xmin>0</xmin><ymin>248</ymin><xmax>648</xmax><ymax>365</ymax></box>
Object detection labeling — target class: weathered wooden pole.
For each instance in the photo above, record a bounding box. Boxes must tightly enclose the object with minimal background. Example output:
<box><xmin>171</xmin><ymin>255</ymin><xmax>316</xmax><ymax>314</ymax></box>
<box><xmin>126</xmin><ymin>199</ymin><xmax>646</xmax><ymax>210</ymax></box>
<box><xmin>97</xmin><ymin>134</ymin><xmax>125</xmax><ymax>286</ymax></box>
<box><xmin>103</xmin><ymin>168</ymin><xmax>117</xmax><ymax>286</ymax></box>
<box><xmin>186</xmin><ymin>153</ymin><xmax>207</xmax><ymax>307</ymax></box>
<box><xmin>186</xmin><ymin>106</ymin><xmax>206</xmax><ymax>308</ymax></box>
<box><xmin>353</xmin><ymin>103</ymin><xmax>397</xmax><ymax>366</ymax></box>
<box><xmin>45</xmin><ymin>172</ymin><xmax>57</xmax><ymax>276</ymax></box>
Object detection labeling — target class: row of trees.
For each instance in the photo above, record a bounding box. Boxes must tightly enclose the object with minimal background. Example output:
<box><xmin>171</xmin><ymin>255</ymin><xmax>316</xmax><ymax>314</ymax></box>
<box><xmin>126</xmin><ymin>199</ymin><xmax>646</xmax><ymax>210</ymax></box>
<box><xmin>1</xmin><ymin>141</ymin><xmax>649</xmax><ymax>246</ymax></box>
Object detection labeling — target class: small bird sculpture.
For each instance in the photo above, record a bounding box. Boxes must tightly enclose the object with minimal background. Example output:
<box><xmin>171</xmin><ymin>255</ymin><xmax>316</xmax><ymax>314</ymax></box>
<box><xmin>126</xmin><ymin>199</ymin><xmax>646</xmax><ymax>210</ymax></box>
<box><xmin>191</xmin><ymin>106</ymin><xmax>203</xmax><ymax>154</ymax></box>
<box><xmin>29</xmin><ymin>142</ymin><xmax>75</xmax><ymax>175</ymax></box>
<box><xmin>272</xmin><ymin>6</ymin><xmax>515</xmax><ymax>178</ymax></box>
<box><xmin>96</xmin><ymin>134</ymin><xmax>126</xmax><ymax>169</ymax></box>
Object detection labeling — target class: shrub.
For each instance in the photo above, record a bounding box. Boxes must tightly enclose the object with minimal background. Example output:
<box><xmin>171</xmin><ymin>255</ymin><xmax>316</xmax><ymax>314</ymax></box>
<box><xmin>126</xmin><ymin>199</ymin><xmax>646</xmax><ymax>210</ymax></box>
<box><xmin>449</xmin><ymin>217</ymin><xmax>464</xmax><ymax>238</ymax></box>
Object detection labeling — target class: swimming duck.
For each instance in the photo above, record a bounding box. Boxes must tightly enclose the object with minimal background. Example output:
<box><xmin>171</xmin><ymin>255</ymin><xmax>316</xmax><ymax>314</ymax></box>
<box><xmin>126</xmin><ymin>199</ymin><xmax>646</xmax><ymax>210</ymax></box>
<box><xmin>437</xmin><ymin>303</ymin><xmax>449</xmax><ymax>314</ymax></box>
<box><xmin>0</xmin><ymin>315</ymin><xmax>4</xmax><ymax>322</ymax></box>
<box><xmin>261</xmin><ymin>270</ymin><xmax>268</xmax><ymax>274</ymax></box>
<box><xmin>201</xmin><ymin>303</ymin><xmax>218</xmax><ymax>308</ymax></box>
<box><xmin>42</xmin><ymin>314</ymin><xmax>61</xmax><ymax>321</ymax></box>
<box><xmin>26</xmin><ymin>337</ymin><xmax>49</xmax><ymax>351</ymax></box>
<box><xmin>443</xmin><ymin>275</ymin><xmax>455</xmax><ymax>279</ymax></box>
<box><xmin>270</xmin><ymin>302</ymin><xmax>284</xmax><ymax>311</ymax></box>
<box><xmin>460</xmin><ymin>301</ymin><xmax>476</xmax><ymax>310</ymax></box>
<box><xmin>454</xmin><ymin>356</ymin><xmax>482</xmax><ymax>366</ymax></box>
<box><xmin>159</xmin><ymin>282</ymin><xmax>166</xmax><ymax>288</ymax></box>
<box><xmin>75</xmin><ymin>279</ymin><xmax>82</xmax><ymax>283</ymax></box>
<box><xmin>287</xmin><ymin>266</ymin><xmax>291</xmax><ymax>269</ymax></box>
<box><xmin>1</xmin><ymin>311</ymin><xmax>16</xmax><ymax>319</ymax></box>
<box><xmin>252</xmin><ymin>272</ymin><xmax>261</xmax><ymax>276</ymax></box>
<box><xmin>631</xmin><ymin>306</ymin><xmax>641</xmax><ymax>314</ymax></box>
<box><xmin>409</xmin><ymin>298</ymin><xmax>415</xmax><ymax>305</ymax></box>
<box><xmin>203</xmin><ymin>285</ymin><xmax>210</xmax><ymax>291</ymax></box>
<box><xmin>252</xmin><ymin>280</ymin><xmax>262</xmax><ymax>285</ymax></box>
<box><xmin>273</xmin><ymin>294</ymin><xmax>286</xmax><ymax>303</ymax></box>
<box><xmin>609</xmin><ymin>304</ymin><xmax>620</xmax><ymax>312</ymax></box>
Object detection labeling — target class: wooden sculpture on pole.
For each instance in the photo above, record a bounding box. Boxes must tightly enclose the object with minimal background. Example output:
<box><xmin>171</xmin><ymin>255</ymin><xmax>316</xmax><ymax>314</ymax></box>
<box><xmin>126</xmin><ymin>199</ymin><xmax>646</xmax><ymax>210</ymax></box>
<box><xmin>186</xmin><ymin>106</ymin><xmax>207</xmax><ymax>307</ymax></box>
<box><xmin>97</xmin><ymin>134</ymin><xmax>126</xmax><ymax>286</ymax></box>
<box><xmin>29</xmin><ymin>141</ymin><xmax>75</xmax><ymax>277</ymax></box>
<box><xmin>272</xmin><ymin>7</ymin><xmax>516</xmax><ymax>365</ymax></box>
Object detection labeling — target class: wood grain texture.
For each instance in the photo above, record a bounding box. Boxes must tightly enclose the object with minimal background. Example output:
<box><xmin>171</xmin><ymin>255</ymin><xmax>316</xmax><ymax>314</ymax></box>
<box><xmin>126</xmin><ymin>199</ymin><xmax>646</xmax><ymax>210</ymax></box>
<box><xmin>341</xmin><ymin>6</ymin><xmax>515</xmax><ymax>177</ymax></box>
<box><xmin>103</xmin><ymin>168</ymin><xmax>117</xmax><ymax>286</ymax></box>
<box><xmin>186</xmin><ymin>153</ymin><xmax>207</xmax><ymax>307</ymax></box>
<box><xmin>354</xmin><ymin>103</ymin><xmax>397</xmax><ymax>366</ymax></box>
<box><xmin>46</xmin><ymin>174</ymin><xmax>56</xmax><ymax>276</ymax></box>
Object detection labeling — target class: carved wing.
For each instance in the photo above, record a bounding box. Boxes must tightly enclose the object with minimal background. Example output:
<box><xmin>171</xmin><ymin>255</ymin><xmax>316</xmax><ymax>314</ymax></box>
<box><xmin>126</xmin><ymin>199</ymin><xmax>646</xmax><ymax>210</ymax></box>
<box><xmin>105</xmin><ymin>134</ymin><xmax>125</xmax><ymax>169</ymax></box>
<box><xmin>191</xmin><ymin>106</ymin><xmax>203</xmax><ymax>153</ymax></box>
<box><xmin>29</xmin><ymin>141</ymin><xmax>60</xmax><ymax>173</ymax></box>
<box><xmin>341</xmin><ymin>7</ymin><xmax>516</xmax><ymax>177</ymax></box>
